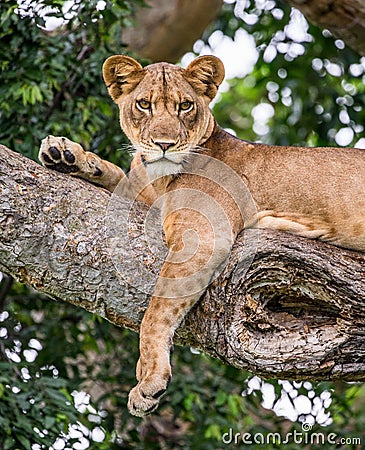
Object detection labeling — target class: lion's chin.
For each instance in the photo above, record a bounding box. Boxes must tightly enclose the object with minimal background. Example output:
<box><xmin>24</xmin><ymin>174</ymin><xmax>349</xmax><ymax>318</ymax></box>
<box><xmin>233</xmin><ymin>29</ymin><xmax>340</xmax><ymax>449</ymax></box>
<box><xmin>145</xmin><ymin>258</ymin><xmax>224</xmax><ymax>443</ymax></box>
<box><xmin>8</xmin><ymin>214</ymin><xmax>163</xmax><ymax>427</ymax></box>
<box><xmin>145</xmin><ymin>158</ymin><xmax>183</xmax><ymax>180</ymax></box>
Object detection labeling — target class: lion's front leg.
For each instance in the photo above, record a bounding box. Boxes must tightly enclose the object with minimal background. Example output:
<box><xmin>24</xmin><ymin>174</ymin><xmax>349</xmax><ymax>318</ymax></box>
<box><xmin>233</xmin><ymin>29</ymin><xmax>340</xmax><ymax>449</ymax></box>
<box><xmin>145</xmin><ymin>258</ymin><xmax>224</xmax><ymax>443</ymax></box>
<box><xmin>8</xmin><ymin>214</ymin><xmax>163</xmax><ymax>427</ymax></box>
<box><xmin>127</xmin><ymin>207</ymin><xmax>234</xmax><ymax>416</ymax></box>
<box><xmin>127</xmin><ymin>295</ymin><xmax>193</xmax><ymax>416</ymax></box>
<box><xmin>39</xmin><ymin>135</ymin><xmax>126</xmax><ymax>192</ymax></box>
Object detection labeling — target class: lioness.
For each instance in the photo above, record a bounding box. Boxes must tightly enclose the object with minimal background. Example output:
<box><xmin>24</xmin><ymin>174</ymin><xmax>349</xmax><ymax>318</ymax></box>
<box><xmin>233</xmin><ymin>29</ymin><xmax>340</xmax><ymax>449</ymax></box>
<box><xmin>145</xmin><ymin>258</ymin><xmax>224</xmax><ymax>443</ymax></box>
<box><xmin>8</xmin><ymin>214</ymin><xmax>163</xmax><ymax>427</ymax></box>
<box><xmin>39</xmin><ymin>55</ymin><xmax>365</xmax><ymax>416</ymax></box>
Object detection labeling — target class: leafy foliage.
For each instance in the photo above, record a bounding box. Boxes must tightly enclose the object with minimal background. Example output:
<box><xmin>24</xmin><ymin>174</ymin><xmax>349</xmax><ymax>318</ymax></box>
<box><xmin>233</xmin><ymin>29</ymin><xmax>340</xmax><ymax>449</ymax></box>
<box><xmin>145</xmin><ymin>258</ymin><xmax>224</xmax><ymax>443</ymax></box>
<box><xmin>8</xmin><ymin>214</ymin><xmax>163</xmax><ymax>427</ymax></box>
<box><xmin>0</xmin><ymin>0</ymin><xmax>144</xmax><ymax>167</ymax></box>
<box><xmin>210</xmin><ymin>1</ymin><xmax>365</xmax><ymax>148</ymax></box>
<box><xmin>2</xmin><ymin>288</ymin><xmax>364</xmax><ymax>449</ymax></box>
<box><xmin>0</xmin><ymin>300</ymin><xmax>81</xmax><ymax>449</ymax></box>
<box><xmin>1</xmin><ymin>0</ymin><xmax>365</xmax><ymax>448</ymax></box>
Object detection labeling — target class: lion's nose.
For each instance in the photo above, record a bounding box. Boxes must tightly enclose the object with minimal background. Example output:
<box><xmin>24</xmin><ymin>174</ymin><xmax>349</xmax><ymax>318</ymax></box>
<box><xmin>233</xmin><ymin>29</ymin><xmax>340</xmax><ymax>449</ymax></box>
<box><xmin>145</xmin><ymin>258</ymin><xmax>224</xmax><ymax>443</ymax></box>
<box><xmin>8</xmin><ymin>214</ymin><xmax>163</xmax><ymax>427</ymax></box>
<box><xmin>154</xmin><ymin>141</ymin><xmax>176</xmax><ymax>152</ymax></box>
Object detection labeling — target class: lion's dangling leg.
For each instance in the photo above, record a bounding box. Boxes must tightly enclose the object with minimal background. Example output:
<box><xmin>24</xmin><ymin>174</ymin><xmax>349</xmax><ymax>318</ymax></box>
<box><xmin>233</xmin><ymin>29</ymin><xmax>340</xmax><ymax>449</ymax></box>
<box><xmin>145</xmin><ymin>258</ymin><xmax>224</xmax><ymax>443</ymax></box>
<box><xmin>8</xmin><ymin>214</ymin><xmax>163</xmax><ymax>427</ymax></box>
<box><xmin>127</xmin><ymin>295</ymin><xmax>195</xmax><ymax>416</ymax></box>
<box><xmin>127</xmin><ymin>206</ymin><xmax>233</xmax><ymax>416</ymax></box>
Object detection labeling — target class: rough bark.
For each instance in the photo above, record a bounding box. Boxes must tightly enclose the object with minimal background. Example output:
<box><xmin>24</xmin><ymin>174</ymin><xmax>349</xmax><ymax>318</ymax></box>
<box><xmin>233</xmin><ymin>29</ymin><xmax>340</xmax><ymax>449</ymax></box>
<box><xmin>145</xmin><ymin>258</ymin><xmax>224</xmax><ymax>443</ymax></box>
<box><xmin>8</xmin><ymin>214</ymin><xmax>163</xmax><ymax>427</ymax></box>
<box><xmin>1</xmin><ymin>144</ymin><xmax>364</xmax><ymax>381</ymax></box>
<box><xmin>122</xmin><ymin>0</ymin><xmax>223</xmax><ymax>62</ymax></box>
<box><xmin>283</xmin><ymin>0</ymin><xmax>365</xmax><ymax>56</ymax></box>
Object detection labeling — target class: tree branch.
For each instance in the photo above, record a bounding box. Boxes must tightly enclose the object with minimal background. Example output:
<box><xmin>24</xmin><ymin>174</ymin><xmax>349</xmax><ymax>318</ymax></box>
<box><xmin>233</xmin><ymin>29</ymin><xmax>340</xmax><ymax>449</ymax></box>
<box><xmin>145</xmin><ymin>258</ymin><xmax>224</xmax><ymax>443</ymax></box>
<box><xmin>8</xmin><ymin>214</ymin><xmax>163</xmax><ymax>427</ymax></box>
<box><xmin>123</xmin><ymin>0</ymin><xmax>223</xmax><ymax>62</ymax></box>
<box><xmin>124</xmin><ymin>0</ymin><xmax>365</xmax><ymax>61</ymax></box>
<box><xmin>1</xmin><ymin>145</ymin><xmax>364</xmax><ymax>381</ymax></box>
<box><xmin>284</xmin><ymin>0</ymin><xmax>365</xmax><ymax>56</ymax></box>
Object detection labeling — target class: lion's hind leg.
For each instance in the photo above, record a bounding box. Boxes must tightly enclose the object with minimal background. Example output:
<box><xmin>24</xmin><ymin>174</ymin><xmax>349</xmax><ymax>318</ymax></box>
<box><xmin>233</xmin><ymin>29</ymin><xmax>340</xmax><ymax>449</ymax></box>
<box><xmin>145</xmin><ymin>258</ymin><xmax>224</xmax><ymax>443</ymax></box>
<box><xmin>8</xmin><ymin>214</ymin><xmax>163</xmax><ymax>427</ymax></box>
<box><xmin>256</xmin><ymin>210</ymin><xmax>335</xmax><ymax>241</ymax></box>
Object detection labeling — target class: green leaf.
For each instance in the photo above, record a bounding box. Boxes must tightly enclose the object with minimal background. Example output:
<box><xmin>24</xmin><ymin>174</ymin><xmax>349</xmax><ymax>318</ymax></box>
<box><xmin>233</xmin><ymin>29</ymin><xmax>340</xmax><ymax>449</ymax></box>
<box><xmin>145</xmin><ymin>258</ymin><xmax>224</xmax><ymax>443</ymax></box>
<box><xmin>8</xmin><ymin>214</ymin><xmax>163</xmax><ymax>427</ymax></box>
<box><xmin>44</xmin><ymin>415</ymin><xmax>56</xmax><ymax>430</ymax></box>
<box><xmin>227</xmin><ymin>395</ymin><xmax>240</xmax><ymax>417</ymax></box>
<box><xmin>215</xmin><ymin>390</ymin><xmax>227</xmax><ymax>406</ymax></box>
<box><xmin>204</xmin><ymin>423</ymin><xmax>222</xmax><ymax>440</ymax></box>
<box><xmin>4</xmin><ymin>437</ymin><xmax>16</xmax><ymax>450</ymax></box>
<box><xmin>16</xmin><ymin>434</ymin><xmax>32</xmax><ymax>450</ymax></box>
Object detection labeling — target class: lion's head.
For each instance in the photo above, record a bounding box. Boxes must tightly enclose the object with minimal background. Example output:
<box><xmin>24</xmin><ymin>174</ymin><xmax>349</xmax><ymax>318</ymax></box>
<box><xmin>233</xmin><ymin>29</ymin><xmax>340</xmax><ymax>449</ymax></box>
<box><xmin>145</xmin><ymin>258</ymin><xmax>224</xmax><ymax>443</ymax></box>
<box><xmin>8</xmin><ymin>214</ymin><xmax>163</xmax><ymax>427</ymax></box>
<box><xmin>102</xmin><ymin>55</ymin><xmax>225</xmax><ymax>178</ymax></box>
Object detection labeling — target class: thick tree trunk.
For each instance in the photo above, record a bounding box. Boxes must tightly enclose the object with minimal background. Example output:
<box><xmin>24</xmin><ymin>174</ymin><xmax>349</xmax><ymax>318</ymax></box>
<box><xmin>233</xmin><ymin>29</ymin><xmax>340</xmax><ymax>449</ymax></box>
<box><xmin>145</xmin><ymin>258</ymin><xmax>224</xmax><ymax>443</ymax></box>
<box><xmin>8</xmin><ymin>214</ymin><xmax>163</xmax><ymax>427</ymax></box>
<box><xmin>283</xmin><ymin>0</ymin><xmax>365</xmax><ymax>56</ymax></box>
<box><xmin>0</xmin><ymin>145</ymin><xmax>364</xmax><ymax>381</ymax></box>
<box><xmin>123</xmin><ymin>0</ymin><xmax>223</xmax><ymax>63</ymax></box>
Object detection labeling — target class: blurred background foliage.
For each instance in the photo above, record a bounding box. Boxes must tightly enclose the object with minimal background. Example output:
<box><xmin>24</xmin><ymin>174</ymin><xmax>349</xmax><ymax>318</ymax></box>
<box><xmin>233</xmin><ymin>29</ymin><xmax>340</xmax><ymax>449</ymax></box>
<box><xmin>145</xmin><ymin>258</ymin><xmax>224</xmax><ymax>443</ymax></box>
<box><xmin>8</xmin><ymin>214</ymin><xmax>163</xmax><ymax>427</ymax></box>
<box><xmin>211</xmin><ymin>1</ymin><xmax>365</xmax><ymax>148</ymax></box>
<box><xmin>0</xmin><ymin>0</ymin><xmax>365</xmax><ymax>448</ymax></box>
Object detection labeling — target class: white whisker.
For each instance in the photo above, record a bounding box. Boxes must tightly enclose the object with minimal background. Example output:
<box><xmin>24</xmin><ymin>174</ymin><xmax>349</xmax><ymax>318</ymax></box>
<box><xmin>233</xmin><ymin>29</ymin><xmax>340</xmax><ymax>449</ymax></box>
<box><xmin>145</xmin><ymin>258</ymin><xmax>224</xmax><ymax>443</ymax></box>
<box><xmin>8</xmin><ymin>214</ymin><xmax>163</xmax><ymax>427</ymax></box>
<box><xmin>190</xmin><ymin>145</ymin><xmax>207</xmax><ymax>153</ymax></box>
<box><xmin>118</xmin><ymin>143</ymin><xmax>138</xmax><ymax>156</ymax></box>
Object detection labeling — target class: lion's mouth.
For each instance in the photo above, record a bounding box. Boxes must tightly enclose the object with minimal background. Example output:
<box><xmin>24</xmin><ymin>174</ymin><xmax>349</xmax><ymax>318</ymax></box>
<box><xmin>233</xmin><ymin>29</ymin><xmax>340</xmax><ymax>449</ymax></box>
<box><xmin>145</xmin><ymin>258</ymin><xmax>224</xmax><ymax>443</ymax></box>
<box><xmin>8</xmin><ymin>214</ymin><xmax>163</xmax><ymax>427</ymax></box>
<box><xmin>141</xmin><ymin>153</ymin><xmax>183</xmax><ymax>165</ymax></box>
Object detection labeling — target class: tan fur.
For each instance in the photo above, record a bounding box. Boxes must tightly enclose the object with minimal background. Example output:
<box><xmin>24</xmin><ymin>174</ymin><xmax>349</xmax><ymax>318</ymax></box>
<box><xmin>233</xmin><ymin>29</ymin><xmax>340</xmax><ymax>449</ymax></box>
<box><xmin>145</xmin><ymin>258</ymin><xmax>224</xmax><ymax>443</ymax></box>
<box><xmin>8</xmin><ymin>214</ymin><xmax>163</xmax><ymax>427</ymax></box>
<box><xmin>39</xmin><ymin>55</ymin><xmax>365</xmax><ymax>417</ymax></box>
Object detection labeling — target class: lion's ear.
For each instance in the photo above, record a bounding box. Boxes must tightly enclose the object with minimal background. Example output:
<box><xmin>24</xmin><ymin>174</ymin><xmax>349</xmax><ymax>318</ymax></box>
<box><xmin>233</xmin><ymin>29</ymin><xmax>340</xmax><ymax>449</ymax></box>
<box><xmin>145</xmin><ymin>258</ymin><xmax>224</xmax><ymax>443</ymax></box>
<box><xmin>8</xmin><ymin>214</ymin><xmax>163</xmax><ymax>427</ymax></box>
<box><xmin>184</xmin><ymin>56</ymin><xmax>225</xmax><ymax>100</ymax></box>
<box><xmin>102</xmin><ymin>55</ymin><xmax>144</xmax><ymax>102</ymax></box>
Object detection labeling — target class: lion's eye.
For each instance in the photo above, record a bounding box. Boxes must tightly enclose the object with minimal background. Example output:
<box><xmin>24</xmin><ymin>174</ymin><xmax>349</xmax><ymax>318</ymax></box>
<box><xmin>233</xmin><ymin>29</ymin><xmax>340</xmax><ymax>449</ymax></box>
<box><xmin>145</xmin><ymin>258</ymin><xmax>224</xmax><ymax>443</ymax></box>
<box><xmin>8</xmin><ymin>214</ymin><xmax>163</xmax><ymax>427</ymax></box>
<box><xmin>137</xmin><ymin>99</ymin><xmax>151</xmax><ymax>111</ymax></box>
<box><xmin>179</xmin><ymin>101</ymin><xmax>193</xmax><ymax>112</ymax></box>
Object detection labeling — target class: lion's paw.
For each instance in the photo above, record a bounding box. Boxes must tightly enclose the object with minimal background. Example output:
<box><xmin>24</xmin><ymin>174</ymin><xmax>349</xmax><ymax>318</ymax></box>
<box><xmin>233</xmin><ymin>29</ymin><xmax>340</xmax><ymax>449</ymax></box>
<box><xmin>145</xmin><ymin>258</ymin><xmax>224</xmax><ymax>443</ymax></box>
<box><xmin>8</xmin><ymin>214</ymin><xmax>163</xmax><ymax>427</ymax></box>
<box><xmin>127</xmin><ymin>373</ymin><xmax>171</xmax><ymax>417</ymax></box>
<box><xmin>39</xmin><ymin>135</ymin><xmax>85</xmax><ymax>174</ymax></box>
